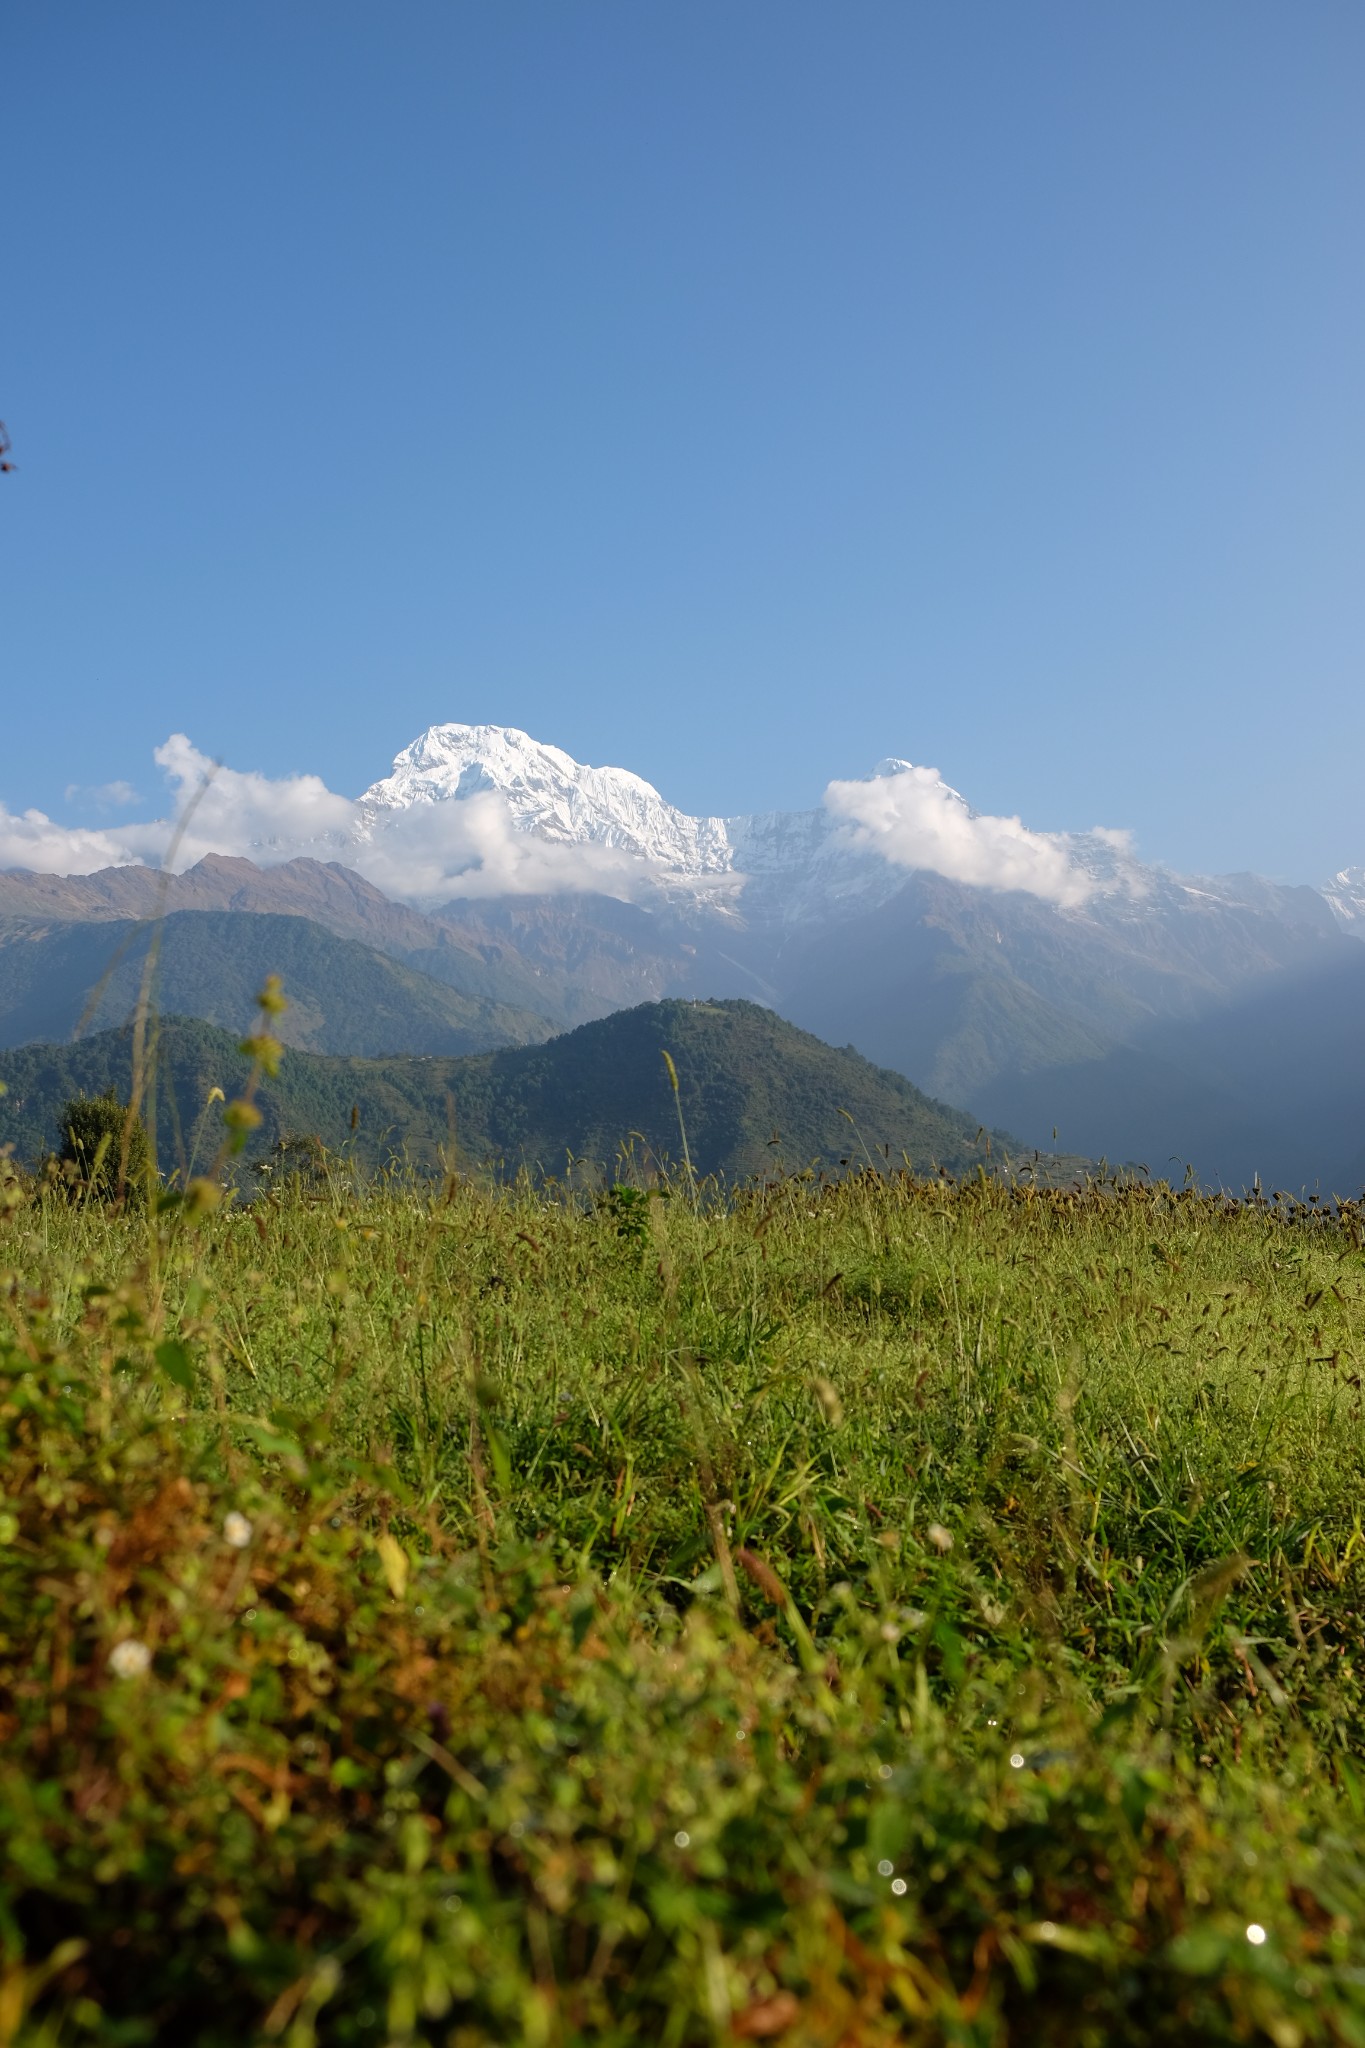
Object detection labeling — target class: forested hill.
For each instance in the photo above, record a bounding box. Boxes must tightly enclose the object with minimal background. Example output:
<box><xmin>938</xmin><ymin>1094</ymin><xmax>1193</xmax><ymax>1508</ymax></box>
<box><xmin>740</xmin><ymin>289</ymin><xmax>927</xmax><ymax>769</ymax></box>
<box><xmin>0</xmin><ymin>999</ymin><xmax>1023</xmax><ymax>1183</ymax></box>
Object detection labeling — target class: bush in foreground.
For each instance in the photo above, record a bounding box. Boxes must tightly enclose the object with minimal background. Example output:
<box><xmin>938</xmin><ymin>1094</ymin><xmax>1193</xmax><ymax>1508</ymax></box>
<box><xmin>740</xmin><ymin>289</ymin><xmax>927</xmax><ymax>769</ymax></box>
<box><xmin>57</xmin><ymin>1088</ymin><xmax>152</xmax><ymax>1206</ymax></box>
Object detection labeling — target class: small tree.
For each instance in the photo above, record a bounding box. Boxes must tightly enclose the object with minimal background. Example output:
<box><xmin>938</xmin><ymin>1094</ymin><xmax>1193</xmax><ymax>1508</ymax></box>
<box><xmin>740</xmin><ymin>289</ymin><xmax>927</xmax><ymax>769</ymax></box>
<box><xmin>59</xmin><ymin>1089</ymin><xmax>152</xmax><ymax>1204</ymax></box>
<box><xmin>252</xmin><ymin>1129</ymin><xmax>330</xmax><ymax>1190</ymax></box>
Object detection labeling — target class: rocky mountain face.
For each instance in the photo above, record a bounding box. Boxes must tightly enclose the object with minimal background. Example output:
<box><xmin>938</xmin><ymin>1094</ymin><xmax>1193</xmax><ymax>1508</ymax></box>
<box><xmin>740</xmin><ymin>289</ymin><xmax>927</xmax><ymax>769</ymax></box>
<box><xmin>3</xmin><ymin>722</ymin><xmax>1362</xmax><ymax>1189</ymax></box>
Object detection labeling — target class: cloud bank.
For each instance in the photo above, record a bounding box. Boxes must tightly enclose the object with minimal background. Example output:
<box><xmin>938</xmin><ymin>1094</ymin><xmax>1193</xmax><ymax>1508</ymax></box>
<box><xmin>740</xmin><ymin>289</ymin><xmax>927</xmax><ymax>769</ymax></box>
<box><xmin>352</xmin><ymin>792</ymin><xmax>651</xmax><ymax>903</ymax></box>
<box><xmin>0</xmin><ymin>737</ymin><xmax>655</xmax><ymax>904</ymax></box>
<box><xmin>150</xmin><ymin>735</ymin><xmax>357</xmax><ymax>868</ymax></box>
<box><xmin>0</xmin><ymin>806</ymin><xmax>142</xmax><ymax>878</ymax></box>
<box><xmin>1</xmin><ymin>736</ymin><xmax>1104</xmax><ymax>910</ymax></box>
<box><xmin>823</xmin><ymin>762</ymin><xmax>1094</xmax><ymax>908</ymax></box>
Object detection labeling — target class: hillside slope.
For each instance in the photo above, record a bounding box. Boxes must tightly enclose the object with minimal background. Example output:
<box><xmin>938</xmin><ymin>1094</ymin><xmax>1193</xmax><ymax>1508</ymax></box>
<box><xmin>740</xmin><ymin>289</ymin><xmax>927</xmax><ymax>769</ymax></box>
<box><xmin>5</xmin><ymin>849</ymin><xmax>1360</xmax><ymax>1187</ymax></box>
<box><xmin>0</xmin><ymin>910</ymin><xmax>552</xmax><ymax>1058</ymax></box>
<box><xmin>0</xmin><ymin>1000</ymin><xmax>1020</xmax><ymax>1183</ymax></box>
<box><xmin>428</xmin><ymin>998</ymin><xmax>1013</xmax><ymax>1179</ymax></box>
<box><xmin>971</xmin><ymin>943</ymin><xmax>1365</xmax><ymax>1193</ymax></box>
<box><xmin>0</xmin><ymin>856</ymin><xmax>565</xmax><ymax>1023</ymax></box>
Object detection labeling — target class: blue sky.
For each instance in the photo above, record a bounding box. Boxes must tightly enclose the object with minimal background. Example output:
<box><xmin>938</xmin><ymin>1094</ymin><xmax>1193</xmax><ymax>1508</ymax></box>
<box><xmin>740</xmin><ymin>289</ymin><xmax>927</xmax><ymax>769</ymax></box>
<box><xmin>3</xmin><ymin>2</ymin><xmax>1362</xmax><ymax>881</ymax></box>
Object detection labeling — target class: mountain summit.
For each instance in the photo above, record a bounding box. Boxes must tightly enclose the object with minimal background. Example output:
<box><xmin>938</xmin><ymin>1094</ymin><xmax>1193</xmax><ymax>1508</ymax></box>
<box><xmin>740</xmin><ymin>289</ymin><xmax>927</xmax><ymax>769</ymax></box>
<box><xmin>358</xmin><ymin>721</ymin><xmax>1122</xmax><ymax>921</ymax></box>
<box><xmin>362</xmin><ymin>723</ymin><xmax>735</xmax><ymax>876</ymax></box>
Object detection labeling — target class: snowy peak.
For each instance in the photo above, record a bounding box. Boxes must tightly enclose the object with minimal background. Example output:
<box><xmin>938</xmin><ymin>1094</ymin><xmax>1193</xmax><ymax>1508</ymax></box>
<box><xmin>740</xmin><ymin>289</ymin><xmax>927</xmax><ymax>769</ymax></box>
<box><xmin>363</xmin><ymin>723</ymin><xmax>734</xmax><ymax>876</ymax></box>
<box><xmin>358</xmin><ymin>720</ymin><xmax>1121</xmax><ymax>916</ymax></box>
<box><xmin>1321</xmin><ymin>867</ymin><xmax>1365</xmax><ymax>937</ymax></box>
<box><xmin>354</xmin><ymin>719</ymin><xmax>1358</xmax><ymax>932</ymax></box>
<box><xmin>3</xmin><ymin>713</ymin><xmax>1359</xmax><ymax>940</ymax></box>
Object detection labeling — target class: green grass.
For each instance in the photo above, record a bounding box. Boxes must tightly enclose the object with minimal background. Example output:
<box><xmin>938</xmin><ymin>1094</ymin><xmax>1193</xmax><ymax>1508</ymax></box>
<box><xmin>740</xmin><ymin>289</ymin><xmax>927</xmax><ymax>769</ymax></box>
<box><xmin>3</xmin><ymin>1159</ymin><xmax>1365</xmax><ymax>2045</ymax></box>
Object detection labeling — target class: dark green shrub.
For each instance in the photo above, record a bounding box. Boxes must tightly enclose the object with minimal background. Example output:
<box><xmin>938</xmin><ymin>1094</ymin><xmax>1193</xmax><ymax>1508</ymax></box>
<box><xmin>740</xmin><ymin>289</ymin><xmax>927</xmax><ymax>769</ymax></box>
<box><xmin>58</xmin><ymin>1087</ymin><xmax>152</xmax><ymax>1203</ymax></box>
<box><xmin>251</xmin><ymin>1128</ymin><xmax>333</xmax><ymax>1190</ymax></box>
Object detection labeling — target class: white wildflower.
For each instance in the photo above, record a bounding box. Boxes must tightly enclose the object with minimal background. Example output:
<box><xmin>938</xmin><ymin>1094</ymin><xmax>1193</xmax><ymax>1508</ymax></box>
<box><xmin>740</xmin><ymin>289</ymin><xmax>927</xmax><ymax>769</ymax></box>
<box><xmin>109</xmin><ymin>1639</ymin><xmax>151</xmax><ymax>1678</ymax></box>
<box><xmin>223</xmin><ymin>1511</ymin><xmax>253</xmax><ymax>1549</ymax></box>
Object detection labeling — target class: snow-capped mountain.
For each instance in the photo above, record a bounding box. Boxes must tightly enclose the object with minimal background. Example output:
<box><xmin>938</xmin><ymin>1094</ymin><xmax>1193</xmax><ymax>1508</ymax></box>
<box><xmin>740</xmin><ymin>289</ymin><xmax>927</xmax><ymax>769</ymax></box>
<box><xmin>345</xmin><ymin>723</ymin><xmax>1365</xmax><ymax>1190</ymax></box>
<box><xmin>4</xmin><ymin>717</ymin><xmax>1365</xmax><ymax>1189</ymax></box>
<box><xmin>361</xmin><ymin>723</ymin><xmax>735</xmax><ymax>877</ymax></box>
<box><xmin>359</xmin><ymin>723</ymin><xmax>933</xmax><ymax>925</ymax></box>
<box><xmin>358</xmin><ymin>721</ymin><xmax>1307</xmax><ymax>935</ymax></box>
<box><xmin>360</xmin><ymin>722</ymin><xmax>1137</xmax><ymax>923</ymax></box>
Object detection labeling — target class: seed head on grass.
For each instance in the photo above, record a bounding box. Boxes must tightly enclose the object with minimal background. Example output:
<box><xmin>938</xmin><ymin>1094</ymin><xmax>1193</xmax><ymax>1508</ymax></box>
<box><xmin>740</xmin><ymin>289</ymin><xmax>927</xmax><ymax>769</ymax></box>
<box><xmin>108</xmin><ymin>1640</ymin><xmax>151</xmax><ymax>1679</ymax></box>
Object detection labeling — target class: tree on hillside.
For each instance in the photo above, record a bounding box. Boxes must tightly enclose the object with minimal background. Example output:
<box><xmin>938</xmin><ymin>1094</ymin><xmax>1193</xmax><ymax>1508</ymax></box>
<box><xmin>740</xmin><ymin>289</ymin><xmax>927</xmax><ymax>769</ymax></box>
<box><xmin>59</xmin><ymin>1089</ymin><xmax>151</xmax><ymax>1204</ymax></box>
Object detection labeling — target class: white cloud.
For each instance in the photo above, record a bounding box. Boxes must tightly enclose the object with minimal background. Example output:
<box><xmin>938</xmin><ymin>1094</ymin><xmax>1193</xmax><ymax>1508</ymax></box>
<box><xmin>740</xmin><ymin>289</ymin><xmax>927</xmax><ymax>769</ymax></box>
<box><xmin>0</xmin><ymin>805</ymin><xmax>142</xmax><ymax>877</ymax></box>
<box><xmin>1086</xmin><ymin>825</ymin><xmax>1135</xmax><ymax>852</ymax></box>
<box><xmin>64</xmin><ymin>779</ymin><xmax>142</xmax><ymax>810</ymax></box>
<box><xmin>352</xmin><ymin>790</ymin><xmax>655</xmax><ymax>903</ymax></box>
<box><xmin>151</xmin><ymin>735</ymin><xmax>356</xmax><ymax>868</ymax></box>
<box><xmin>2</xmin><ymin>735</ymin><xmax>1105</xmax><ymax>912</ymax></box>
<box><xmin>1</xmin><ymin>736</ymin><xmax>656</xmax><ymax>904</ymax></box>
<box><xmin>823</xmin><ymin>762</ymin><xmax>1094</xmax><ymax>908</ymax></box>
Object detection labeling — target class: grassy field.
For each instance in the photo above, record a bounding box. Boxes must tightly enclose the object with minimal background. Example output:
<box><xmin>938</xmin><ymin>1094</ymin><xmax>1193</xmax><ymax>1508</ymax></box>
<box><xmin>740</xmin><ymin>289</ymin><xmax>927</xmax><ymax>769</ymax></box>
<box><xmin>3</xmin><ymin>1153</ymin><xmax>1365</xmax><ymax>2045</ymax></box>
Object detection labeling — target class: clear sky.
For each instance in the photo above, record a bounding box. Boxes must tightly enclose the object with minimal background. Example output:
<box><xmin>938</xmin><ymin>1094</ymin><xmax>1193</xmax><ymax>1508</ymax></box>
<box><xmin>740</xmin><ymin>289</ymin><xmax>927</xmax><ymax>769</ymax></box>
<box><xmin>3</xmin><ymin>2</ymin><xmax>1362</xmax><ymax>882</ymax></box>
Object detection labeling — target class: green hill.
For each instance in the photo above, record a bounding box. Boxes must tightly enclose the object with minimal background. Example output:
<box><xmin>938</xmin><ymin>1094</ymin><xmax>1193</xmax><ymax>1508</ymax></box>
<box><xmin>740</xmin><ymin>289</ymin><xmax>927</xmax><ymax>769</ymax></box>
<box><xmin>0</xmin><ymin>999</ymin><xmax>1022</xmax><ymax>1183</ymax></box>
<box><xmin>0</xmin><ymin>909</ymin><xmax>552</xmax><ymax>1058</ymax></box>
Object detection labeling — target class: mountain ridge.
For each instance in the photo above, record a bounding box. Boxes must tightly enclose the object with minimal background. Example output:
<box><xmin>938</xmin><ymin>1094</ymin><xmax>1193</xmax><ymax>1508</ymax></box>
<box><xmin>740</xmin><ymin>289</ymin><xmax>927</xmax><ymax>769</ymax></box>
<box><xmin>3</xmin><ymin>722</ymin><xmax>1363</xmax><ymax>1188</ymax></box>
<box><xmin>0</xmin><ymin>1000</ymin><xmax>1027</xmax><ymax>1185</ymax></box>
<box><xmin>0</xmin><ymin>909</ymin><xmax>554</xmax><ymax>1058</ymax></box>
<box><xmin>360</xmin><ymin>722</ymin><xmax>1363</xmax><ymax>935</ymax></box>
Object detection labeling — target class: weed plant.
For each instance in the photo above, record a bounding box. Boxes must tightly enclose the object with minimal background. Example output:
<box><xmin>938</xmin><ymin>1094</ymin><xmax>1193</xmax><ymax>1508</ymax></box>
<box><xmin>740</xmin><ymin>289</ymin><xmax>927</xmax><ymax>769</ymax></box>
<box><xmin>3</xmin><ymin>1153</ymin><xmax>1365</xmax><ymax>2044</ymax></box>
